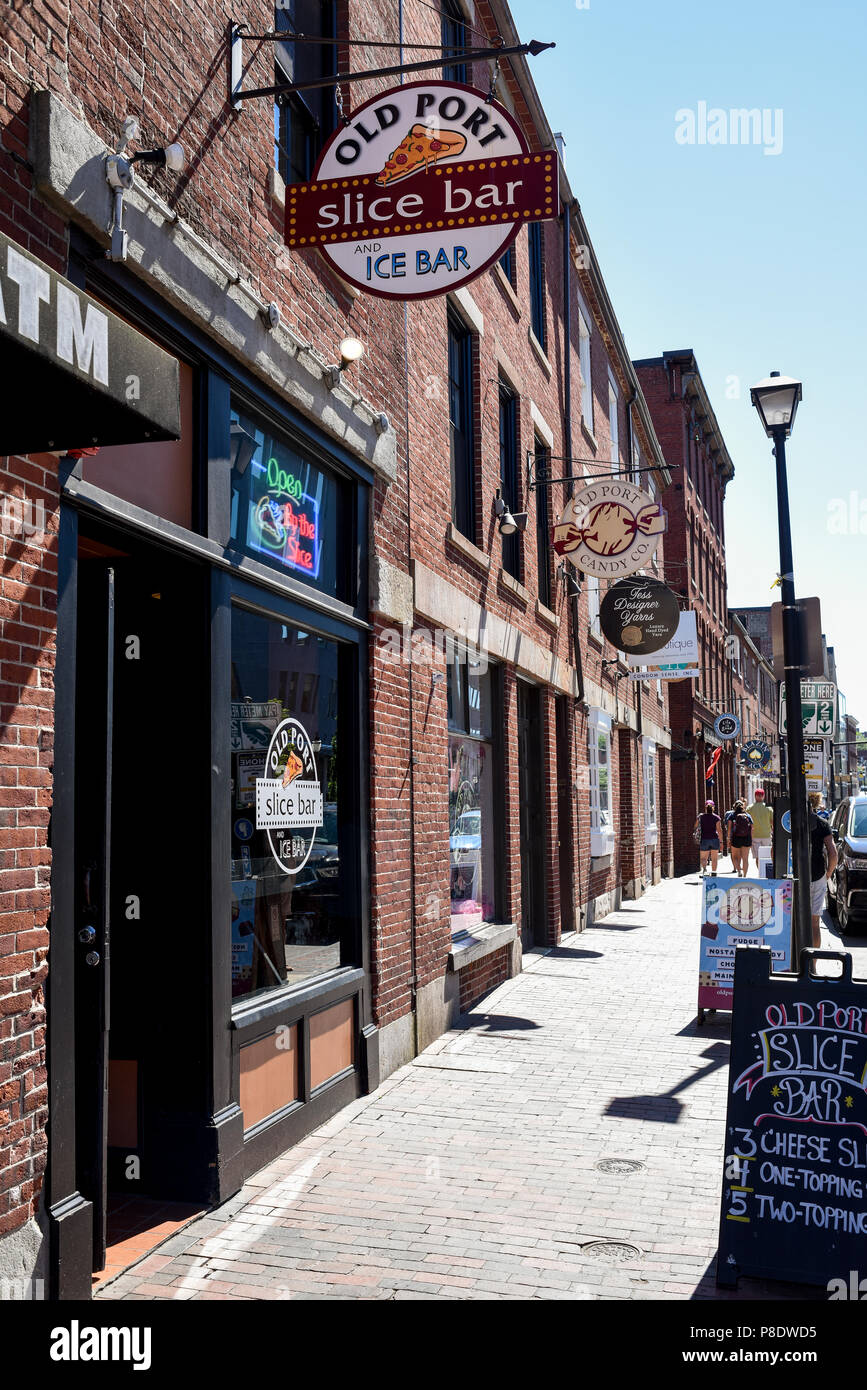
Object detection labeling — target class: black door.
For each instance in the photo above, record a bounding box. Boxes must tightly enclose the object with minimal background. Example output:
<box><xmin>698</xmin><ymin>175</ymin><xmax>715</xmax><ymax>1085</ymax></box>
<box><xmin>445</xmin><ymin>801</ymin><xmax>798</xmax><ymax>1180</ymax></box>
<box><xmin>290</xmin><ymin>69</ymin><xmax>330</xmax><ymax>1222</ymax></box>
<box><xmin>73</xmin><ymin>535</ymin><xmax>210</xmax><ymax>1271</ymax></box>
<box><xmin>555</xmin><ymin>695</ymin><xmax>574</xmax><ymax>935</ymax></box>
<box><xmin>517</xmin><ymin>683</ymin><xmax>547</xmax><ymax>949</ymax></box>
<box><xmin>73</xmin><ymin>562</ymin><xmax>114</xmax><ymax>1271</ymax></box>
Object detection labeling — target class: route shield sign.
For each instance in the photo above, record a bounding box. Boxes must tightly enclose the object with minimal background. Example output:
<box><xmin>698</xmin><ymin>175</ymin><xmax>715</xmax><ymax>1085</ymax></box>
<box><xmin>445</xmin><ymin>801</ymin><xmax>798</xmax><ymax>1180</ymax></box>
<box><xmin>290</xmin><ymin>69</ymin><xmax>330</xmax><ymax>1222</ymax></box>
<box><xmin>779</xmin><ymin>681</ymin><xmax>837</xmax><ymax>737</ymax></box>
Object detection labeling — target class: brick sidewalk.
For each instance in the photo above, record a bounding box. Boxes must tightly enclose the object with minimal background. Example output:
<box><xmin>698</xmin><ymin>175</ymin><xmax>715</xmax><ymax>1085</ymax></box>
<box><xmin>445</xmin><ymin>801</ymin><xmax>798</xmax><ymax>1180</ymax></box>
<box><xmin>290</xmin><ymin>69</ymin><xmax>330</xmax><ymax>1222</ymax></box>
<box><xmin>98</xmin><ymin>871</ymin><xmax>828</xmax><ymax>1301</ymax></box>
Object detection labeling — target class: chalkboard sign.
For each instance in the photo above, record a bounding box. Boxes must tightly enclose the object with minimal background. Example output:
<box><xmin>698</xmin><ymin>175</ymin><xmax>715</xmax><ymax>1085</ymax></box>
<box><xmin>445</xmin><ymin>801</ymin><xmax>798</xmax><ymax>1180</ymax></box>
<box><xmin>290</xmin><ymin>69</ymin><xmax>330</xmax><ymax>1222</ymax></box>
<box><xmin>717</xmin><ymin>946</ymin><xmax>867</xmax><ymax>1290</ymax></box>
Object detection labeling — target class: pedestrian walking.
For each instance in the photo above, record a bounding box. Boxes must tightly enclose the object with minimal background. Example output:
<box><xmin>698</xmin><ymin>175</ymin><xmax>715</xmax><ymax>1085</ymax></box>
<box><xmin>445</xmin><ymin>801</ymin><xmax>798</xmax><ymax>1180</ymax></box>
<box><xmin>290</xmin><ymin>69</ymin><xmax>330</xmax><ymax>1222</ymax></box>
<box><xmin>694</xmin><ymin>800</ymin><xmax>722</xmax><ymax>875</ymax></box>
<box><xmin>808</xmin><ymin>790</ymin><xmax>837</xmax><ymax>947</ymax></box>
<box><xmin>728</xmin><ymin>799</ymin><xmax>753</xmax><ymax>877</ymax></box>
<box><xmin>747</xmin><ymin>788</ymin><xmax>773</xmax><ymax>870</ymax></box>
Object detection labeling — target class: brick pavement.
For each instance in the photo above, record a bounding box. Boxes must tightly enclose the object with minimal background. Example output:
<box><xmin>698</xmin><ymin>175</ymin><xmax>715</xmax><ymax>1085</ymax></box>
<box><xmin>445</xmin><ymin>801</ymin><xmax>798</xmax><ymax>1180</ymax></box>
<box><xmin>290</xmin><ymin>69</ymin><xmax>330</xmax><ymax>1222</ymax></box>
<box><xmin>99</xmin><ymin>870</ymin><xmax>850</xmax><ymax>1301</ymax></box>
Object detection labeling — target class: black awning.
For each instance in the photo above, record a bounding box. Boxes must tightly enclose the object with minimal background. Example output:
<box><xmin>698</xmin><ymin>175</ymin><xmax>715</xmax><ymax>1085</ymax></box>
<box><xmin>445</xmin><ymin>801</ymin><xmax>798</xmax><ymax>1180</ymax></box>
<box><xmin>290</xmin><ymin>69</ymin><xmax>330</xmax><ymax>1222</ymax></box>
<box><xmin>0</xmin><ymin>229</ymin><xmax>180</xmax><ymax>455</ymax></box>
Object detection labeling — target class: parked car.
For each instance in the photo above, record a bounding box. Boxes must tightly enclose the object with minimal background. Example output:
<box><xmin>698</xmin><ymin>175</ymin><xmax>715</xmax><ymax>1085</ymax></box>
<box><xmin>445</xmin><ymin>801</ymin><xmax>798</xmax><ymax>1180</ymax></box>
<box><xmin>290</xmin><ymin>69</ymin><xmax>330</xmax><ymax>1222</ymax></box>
<box><xmin>826</xmin><ymin>794</ymin><xmax>867</xmax><ymax>933</ymax></box>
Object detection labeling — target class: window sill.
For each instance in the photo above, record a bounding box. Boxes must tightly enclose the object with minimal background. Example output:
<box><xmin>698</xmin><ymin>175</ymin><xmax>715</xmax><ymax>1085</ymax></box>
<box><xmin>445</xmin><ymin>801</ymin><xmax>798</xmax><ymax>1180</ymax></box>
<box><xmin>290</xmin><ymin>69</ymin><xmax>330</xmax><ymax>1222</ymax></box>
<box><xmin>588</xmin><ymin>626</ymin><xmax>604</xmax><ymax>649</ymax></box>
<box><xmin>581</xmin><ymin>420</ymin><xmax>598</xmax><ymax>454</ymax></box>
<box><xmin>499</xmin><ymin>569</ymin><xmax>530</xmax><ymax>604</ymax></box>
<box><xmin>535</xmin><ymin>599</ymin><xmax>560</xmax><ymax>630</ymax></box>
<box><xmin>448</xmin><ymin>921</ymin><xmax>517</xmax><ymax>971</ymax></box>
<box><xmin>528</xmin><ymin>327</ymin><xmax>552</xmax><ymax>377</ymax></box>
<box><xmin>446</xmin><ymin>523</ymin><xmax>491</xmax><ymax>572</ymax></box>
<box><xmin>590</xmin><ymin>830</ymin><xmax>616</xmax><ymax>858</ymax></box>
<box><xmin>644</xmin><ymin>825</ymin><xmax>659</xmax><ymax>847</ymax></box>
<box><xmin>492</xmin><ymin>261</ymin><xmax>521</xmax><ymax>315</ymax></box>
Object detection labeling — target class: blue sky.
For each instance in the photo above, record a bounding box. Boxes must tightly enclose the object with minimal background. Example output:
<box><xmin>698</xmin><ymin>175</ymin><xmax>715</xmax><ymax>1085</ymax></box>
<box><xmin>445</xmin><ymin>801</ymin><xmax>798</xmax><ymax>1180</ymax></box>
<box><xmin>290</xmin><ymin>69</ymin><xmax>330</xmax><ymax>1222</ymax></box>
<box><xmin>511</xmin><ymin>0</ymin><xmax>867</xmax><ymax>733</ymax></box>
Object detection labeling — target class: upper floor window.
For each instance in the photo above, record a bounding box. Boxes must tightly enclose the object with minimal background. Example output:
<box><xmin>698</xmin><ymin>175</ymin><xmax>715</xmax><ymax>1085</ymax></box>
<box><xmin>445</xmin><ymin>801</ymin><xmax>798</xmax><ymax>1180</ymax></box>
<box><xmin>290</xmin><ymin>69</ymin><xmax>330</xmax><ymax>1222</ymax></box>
<box><xmin>578</xmin><ymin>306</ymin><xmax>593</xmax><ymax>432</ymax></box>
<box><xmin>608</xmin><ymin>374</ymin><xmax>620</xmax><ymax>465</ymax></box>
<box><xmin>528</xmin><ymin>222</ymin><xmax>546</xmax><ymax>351</ymax></box>
<box><xmin>448</xmin><ymin>309</ymin><xmax>476</xmax><ymax>542</ymax></box>
<box><xmin>498</xmin><ymin>243</ymin><xmax>515</xmax><ymax>286</ymax></box>
<box><xmin>587</xmin><ymin>573</ymin><xmax>601</xmax><ymax>641</ymax></box>
<box><xmin>274</xmin><ymin>0</ymin><xmax>335</xmax><ymax>185</ymax></box>
<box><xmin>441</xmin><ymin>0</ymin><xmax>468</xmax><ymax>83</ymax></box>
<box><xmin>534</xmin><ymin>437</ymin><xmax>552</xmax><ymax>609</ymax></box>
<box><xmin>498</xmin><ymin>380</ymin><xmax>519</xmax><ymax>580</ymax></box>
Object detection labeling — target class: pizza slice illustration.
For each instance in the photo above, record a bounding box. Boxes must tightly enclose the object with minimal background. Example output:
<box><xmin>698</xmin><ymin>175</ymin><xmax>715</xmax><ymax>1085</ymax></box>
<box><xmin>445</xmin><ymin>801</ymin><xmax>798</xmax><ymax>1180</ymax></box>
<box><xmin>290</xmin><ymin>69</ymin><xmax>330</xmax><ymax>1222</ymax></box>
<box><xmin>281</xmin><ymin>749</ymin><xmax>304</xmax><ymax>787</ymax></box>
<box><xmin>375</xmin><ymin>124</ymin><xmax>467</xmax><ymax>186</ymax></box>
<box><xmin>256</xmin><ymin>496</ymin><xmax>285</xmax><ymax>546</ymax></box>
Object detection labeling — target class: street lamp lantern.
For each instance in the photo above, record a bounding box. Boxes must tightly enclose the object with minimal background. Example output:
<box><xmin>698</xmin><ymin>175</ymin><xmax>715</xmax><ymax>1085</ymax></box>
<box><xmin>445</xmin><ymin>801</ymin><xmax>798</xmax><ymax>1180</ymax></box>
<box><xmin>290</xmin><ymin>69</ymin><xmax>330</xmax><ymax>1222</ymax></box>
<box><xmin>749</xmin><ymin>372</ymin><xmax>802</xmax><ymax>438</ymax></box>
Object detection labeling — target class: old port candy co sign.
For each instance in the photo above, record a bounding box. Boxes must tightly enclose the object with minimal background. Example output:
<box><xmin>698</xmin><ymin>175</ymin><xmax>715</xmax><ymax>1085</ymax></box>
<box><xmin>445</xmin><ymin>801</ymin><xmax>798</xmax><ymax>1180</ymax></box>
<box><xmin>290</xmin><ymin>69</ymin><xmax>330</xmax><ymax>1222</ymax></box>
<box><xmin>284</xmin><ymin>81</ymin><xmax>558</xmax><ymax>299</ymax></box>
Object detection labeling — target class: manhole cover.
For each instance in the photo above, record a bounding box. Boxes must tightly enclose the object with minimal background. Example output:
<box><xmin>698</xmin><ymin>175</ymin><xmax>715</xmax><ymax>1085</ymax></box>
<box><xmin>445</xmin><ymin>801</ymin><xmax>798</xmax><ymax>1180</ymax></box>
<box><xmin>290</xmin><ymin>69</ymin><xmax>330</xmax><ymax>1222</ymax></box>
<box><xmin>595</xmin><ymin>1158</ymin><xmax>644</xmax><ymax>1175</ymax></box>
<box><xmin>583</xmin><ymin>1241</ymin><xmax>641</xmax><ymax>1263</ymax></box>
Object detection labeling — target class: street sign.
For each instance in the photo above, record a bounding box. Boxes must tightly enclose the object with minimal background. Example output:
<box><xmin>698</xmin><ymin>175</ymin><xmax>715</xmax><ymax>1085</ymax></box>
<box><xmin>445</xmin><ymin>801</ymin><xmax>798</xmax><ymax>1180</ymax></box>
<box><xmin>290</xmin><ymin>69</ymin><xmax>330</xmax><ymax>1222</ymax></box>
<box><xmin>717</xmin><ymin>946</ymin><xmax>867</xmax><ymax>1290</ymax></box>
<box><xmin>779</xmin><ymin>681</ymin><xmax>837</xmax><ymax>737</ymax></box>
<box><xmin>770</xmin><ymin>596</ymin><xmax>824</xmax><ymax>681</ymax></box>
<box><xmin>802</xmin><ymin>739</ymin><xmax>826</xmax><ymax>782</ymax></box>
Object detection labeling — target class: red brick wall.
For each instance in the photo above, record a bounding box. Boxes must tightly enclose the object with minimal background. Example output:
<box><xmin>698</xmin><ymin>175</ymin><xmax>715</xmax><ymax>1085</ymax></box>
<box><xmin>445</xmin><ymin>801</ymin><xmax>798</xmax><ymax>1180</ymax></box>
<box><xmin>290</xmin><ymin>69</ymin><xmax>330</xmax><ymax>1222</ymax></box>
<box><xmin>458</xmin><ymin>944</ymin><xmax>511</xmax><ymax>1013</ymax></box>
<box><xmin>0</xmin><ymin>453</ymin><xmax>57</xmax><ymax>1246</ymax></box>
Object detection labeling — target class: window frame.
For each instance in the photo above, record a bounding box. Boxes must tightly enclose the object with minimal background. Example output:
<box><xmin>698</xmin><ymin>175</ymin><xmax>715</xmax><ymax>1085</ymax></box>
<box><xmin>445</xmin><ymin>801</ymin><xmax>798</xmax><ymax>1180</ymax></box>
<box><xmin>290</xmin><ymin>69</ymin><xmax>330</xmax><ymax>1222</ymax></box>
<box><xmin>588</xmin><ymin>708</ymin><xmax>615</xmax><ymax>858</ymax></box>
<box><xmin>441</xmin><ymin>0</ymin><xmax>469</xmax><ymax>84</ymax></box>
<box><xmin>578</xmin><ymin>306</ymin><xmax>593</xmax><ymax>431</ymax></box>
<box><xmin>448</xmin><ymin>308</ymin><xmax>477</xmax><ymax>543</ymax></box>
<box><xmin>498</xmin><ymin>378</ymin><xmax>520</xmax><ymax>580</ymax></box>
<box><xmin>528</xmin><ymin>221</ymin><xmax>546</xmax><ymax>351</ymax></box>
<box><xmin>534</xmin><ymin>436</ymin><xmax>552</xmax><ymax>610</ymax></box>
<box><xmin>643</xmin><ymin>737</ymin><xmax>658</xmax><ymax>846</ymax></box>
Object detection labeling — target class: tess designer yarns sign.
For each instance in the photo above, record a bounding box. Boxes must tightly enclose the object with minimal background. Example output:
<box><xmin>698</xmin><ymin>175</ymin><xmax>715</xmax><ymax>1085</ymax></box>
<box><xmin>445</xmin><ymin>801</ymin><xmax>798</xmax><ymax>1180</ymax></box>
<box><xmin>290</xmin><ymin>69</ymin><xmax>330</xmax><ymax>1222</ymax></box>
<box><xmin>285</xmin><ymin>81</ymin><xmax>557</xmax><ymax>300</ymax></box>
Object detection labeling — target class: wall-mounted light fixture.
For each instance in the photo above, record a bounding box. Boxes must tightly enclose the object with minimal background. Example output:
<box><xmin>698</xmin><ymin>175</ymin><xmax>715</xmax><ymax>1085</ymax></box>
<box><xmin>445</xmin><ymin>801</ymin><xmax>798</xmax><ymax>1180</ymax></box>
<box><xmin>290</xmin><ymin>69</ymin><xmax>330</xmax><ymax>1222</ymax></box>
<box><xmin>105</xmin><ymin>117</ymin><xmax>186</xmax><ymax>262</ymax></box>
<box><xmin>494</xmin><ymin>488</ymin><xmax>527</xmax><ymax>536</ymax></box>
<box><xmin>324</xmin><ymin>336</ymin><xmax>364</xmax><ymax>389</ymax></box>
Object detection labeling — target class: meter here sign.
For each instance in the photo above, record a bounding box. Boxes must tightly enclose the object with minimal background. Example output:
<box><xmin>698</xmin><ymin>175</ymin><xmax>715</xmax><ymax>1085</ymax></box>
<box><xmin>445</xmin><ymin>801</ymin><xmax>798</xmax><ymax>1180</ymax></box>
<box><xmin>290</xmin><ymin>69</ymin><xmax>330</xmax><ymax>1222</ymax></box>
<box><xmin>779</xmin><ymin>681</ymin><xmax>837</xmax><ymax>737</ymax></box>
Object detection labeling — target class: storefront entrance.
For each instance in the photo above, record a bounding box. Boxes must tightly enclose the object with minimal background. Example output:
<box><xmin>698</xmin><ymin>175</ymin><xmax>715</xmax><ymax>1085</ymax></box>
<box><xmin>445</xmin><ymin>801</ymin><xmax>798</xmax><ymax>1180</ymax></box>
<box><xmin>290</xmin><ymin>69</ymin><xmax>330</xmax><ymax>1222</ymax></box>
<box><xmin>73</xmin><ymin>528</ymin><xmax>210</xmax><ymax>1273</ymax></box>
<box><xmin>517</xmin><ymin>682</ymin><xmax>547</xmax><ymax>949</ymax></box>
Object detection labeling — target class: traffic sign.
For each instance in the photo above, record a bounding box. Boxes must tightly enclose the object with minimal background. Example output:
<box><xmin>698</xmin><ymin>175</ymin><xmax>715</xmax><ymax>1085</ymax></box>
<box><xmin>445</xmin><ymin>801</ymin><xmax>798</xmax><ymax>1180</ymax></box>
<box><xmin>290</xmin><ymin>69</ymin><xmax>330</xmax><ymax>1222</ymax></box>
<box><xmin>779</xmin><ymin>681</ymin><xmax>837</xmax><ymax>737</ymax></box>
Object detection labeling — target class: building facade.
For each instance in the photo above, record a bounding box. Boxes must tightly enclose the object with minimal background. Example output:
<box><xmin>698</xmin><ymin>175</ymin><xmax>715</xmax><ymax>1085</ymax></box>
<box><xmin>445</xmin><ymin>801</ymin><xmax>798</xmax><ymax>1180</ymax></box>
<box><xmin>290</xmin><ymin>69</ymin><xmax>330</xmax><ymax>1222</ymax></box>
<box><xmin>634</xmin><ymin>351</ymin><xmax>736</xmax><ymax>870</ymax></box>
<box><xmin>0</xmin><ymin>0</ymin><xmax>681</xmax><ymax>1299</ymax></box>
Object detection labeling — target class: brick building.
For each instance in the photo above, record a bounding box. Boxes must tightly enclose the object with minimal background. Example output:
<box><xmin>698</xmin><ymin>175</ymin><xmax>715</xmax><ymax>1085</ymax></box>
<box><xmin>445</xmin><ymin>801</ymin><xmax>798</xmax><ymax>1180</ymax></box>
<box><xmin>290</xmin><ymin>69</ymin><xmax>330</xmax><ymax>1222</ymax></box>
<box><xmin>1</xmin><ymin>0</ymin><xmax>675</xmax><ymax>1298</ymax></box>
<box><xmin>728</xmin><ymin>612</ymin><xmax>779</xmax><ymax>802</ymax></box>
<box><xmin>634</xmin><ymin>351</ymin><xmax>736</xmax><ymax>871</ymax></box>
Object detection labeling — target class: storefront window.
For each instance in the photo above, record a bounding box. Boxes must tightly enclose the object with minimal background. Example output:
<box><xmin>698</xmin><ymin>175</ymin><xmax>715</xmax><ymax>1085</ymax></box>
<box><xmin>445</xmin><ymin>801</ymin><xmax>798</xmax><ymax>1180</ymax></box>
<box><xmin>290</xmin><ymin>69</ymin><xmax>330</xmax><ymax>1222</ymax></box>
<box><xmin>448</xmin><ymin>656</ymin><xmax>495</xmax><ymax>934</ymax></box>
<box><xmin>229</xmin><ymin>403</ymin><xmax>348</xmax><ymax>600</ymax></box>
<box><xmin>230</xmin><ymin>606</ymin><xmax>348</xmax><ymax>998</ymax></box>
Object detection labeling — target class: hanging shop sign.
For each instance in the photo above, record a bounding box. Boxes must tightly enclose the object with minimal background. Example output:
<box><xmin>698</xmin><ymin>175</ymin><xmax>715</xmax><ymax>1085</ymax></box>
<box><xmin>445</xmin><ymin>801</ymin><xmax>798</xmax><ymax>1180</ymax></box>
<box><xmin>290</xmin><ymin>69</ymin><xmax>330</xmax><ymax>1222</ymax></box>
<box><xmin>256</xmin><ymin>718</ymin><xmax>324</xmax><ymax>875</ymax></box>
<box><xmin>698</xmin><ymin>876</ymin><xmax>793</xmax><ymax>1017</ymax></box>
<box><xmin>598</xmin><ymin>577</ymin><xmax>681</xmax><ymax>656</ymax></box>
<box><xmin>284</xmin><ymin>81</ymin><xmax>557</xmax><ymax>300</ymax></box>
<box><xmin>740</xmin><ymin>738</ymin><xmax>772</xmax><ymax>771</ymax></box>
<box><xmin>717</xmin><ymin>946</ymin><xmax>867</xmax><ymax>1291</ymax></box>
<box><xmin>552</xmin><ymin>479</ymin><xmax>666</xmax><ymax>578</ymax></box>
<box><xmin>627</xmin><ymin>610</ymin><xmax>697</xmax><ymax>678</ymax></box>
<box><xmin>714</xmin><ymin>713</ymin><xmax>741</xmax><ymax>740</ymax></box>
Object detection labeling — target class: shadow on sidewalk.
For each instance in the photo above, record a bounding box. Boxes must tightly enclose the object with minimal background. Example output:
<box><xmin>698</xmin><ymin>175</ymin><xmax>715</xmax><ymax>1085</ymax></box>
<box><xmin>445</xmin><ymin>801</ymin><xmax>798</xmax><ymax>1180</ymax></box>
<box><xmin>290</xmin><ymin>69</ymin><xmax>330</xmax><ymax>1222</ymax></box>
<box><xmin>604</xmin><ymin>1041</ymin><xmax>731</xmax><ymax>1124</ymax></box>
<box><xmin>454</xmin><ymin>1012</ymin><xmax>542</xmax><ymax>1033</ymax></box>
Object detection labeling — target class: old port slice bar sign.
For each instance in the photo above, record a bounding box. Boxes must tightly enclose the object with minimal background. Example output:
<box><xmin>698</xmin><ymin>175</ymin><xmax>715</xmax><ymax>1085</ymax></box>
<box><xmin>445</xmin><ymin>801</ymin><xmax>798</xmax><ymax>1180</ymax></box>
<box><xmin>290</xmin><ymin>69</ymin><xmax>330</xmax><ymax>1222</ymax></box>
<box><xmin>285</xmin><ymin>81</ymin><xmax>557</xmax><ymax>299</ymax></box>
<box><xmin>718</xmin><ymin>946</ymin><xmax>867</xmax><ymax>1291</ymax></box>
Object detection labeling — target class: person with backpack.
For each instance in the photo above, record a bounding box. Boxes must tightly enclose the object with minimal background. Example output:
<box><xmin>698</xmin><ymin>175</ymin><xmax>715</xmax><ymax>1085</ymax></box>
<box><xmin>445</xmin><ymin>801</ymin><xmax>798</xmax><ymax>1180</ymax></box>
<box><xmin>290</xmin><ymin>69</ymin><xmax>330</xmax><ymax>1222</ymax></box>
<box><xmin>728</xmin><ymin>799</ymin><xmax>753</xmax><ymax>877</ymax></box>
<box><xmin>693</xmin><ymin>800</ymin><xmax>723</xmax><ymax>876</ymax></box>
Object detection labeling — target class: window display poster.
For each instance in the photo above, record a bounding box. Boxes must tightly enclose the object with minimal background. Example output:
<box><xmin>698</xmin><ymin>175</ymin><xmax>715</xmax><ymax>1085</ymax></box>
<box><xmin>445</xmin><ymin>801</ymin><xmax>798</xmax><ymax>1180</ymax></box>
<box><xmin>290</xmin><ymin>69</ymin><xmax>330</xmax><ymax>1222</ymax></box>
<box><xmin>699</xmin><ymin>876</ymin><xmax>793</xmax><ymax>1012</ymax></box>
<box><xmin>231</xmin><ymin>879</ymin><xmax>257</xmax><ymax>996</ymax></box>
<box><xmin>236</xmin><ymin>752</ymin><xmax>265</xmax><ymax>807</ymax></box>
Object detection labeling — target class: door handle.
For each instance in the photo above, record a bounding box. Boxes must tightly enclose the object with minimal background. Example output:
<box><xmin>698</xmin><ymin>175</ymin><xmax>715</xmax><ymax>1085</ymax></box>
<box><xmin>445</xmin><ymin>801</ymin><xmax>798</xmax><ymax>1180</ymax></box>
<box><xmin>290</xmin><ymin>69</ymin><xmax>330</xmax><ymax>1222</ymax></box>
<box><xmin>78</xmin><ymin>926</ymin><xmax>96</xmax><ymax>944</ymax></box>
<box><xmin>85</xmin><ymin>951</ymin><xmax>101</xmax><ymax>967</ymax></box>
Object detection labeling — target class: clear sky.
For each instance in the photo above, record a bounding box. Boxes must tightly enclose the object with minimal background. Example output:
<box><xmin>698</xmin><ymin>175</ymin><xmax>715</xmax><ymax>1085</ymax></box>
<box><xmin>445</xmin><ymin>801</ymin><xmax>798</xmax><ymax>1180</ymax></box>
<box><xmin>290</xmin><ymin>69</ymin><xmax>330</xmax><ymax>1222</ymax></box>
<box><xmin>510</xmin><ymin>0</ymin><xmax>866</xmax><ymax>732</ymax></box>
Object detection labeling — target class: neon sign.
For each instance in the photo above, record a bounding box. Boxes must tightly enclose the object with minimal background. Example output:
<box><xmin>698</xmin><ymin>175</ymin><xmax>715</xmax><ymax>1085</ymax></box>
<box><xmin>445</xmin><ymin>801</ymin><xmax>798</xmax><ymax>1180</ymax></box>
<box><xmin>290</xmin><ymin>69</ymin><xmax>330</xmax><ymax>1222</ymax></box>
<box><xmin>248</xmin><ymin>454</ymin><xmax>321</xmax><ymax>578</ymax></box>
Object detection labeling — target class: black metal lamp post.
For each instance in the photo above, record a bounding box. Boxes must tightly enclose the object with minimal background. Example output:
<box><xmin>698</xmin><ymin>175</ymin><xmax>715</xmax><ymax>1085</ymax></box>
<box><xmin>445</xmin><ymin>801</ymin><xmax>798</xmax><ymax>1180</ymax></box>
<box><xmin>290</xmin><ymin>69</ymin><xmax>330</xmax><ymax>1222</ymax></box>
<box><xmin>750</xmin><ymin>372</ymin><xmax>811</xmax><ymax>960</ymax></box>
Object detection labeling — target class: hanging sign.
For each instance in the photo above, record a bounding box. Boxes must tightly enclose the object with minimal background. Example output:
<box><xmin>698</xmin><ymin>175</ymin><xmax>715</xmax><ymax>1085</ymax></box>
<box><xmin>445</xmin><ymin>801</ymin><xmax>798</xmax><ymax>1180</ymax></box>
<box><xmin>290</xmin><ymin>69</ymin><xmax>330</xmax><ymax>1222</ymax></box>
<box><xmin>552</xmin><ymin>480</ymin><xmax>666</xmax><ymax>578</ymax></box>
<box><xmin>698</xmin><ymin>877</ymin><xmax>793</xmax><ymax>1016</ymax></box>
<box><xmin>284</xmin><ymin>81</ymin><xmax>557</xmax><ymax>300</ymax></box>
<box><xmin>598</xmin><ymin>577</ymin><xmax>681</xmax><ymax>656</ymax></box>
<box><xmin>627</xmin><ymin>610</ymin><xmax>697</xmax><ymax>676</ymax></box>
<box><xmin>717</xmin><ymin>946</ymin><xmax>867</xmax><ymax>1291</ymax></box>
<box><xmin>714</xmin><ymin>713</ymin><xmax>741</xmax><ymax>740</ymax></box>
<box><xmin>740</xmin><ymin>738</ymin><xmax>772</xmax><ymax>771</ymax></box>
<box><xmin>256</xmin><ymin>718</ymin><xmax>324</xmax><ymax>874</ymax></box>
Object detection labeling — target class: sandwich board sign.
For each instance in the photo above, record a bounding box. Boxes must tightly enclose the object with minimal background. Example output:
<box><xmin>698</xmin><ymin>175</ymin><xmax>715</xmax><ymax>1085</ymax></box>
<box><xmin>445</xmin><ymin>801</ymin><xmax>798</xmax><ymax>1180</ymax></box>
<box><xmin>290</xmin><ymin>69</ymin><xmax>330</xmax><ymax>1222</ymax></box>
<box><xmin>779</xmin><ymin>681</ymin><xmax>837</xmax><ymax>737</ymax></box>
<box><xmin>698</xmin><ymin>876</ymin><xmax>793</xmax><ymax>1023</ymax></box>
<box><xmin>717</xmin><ymin>946</ymin><xmax>867</xmax><ymax>1290</ymax></box>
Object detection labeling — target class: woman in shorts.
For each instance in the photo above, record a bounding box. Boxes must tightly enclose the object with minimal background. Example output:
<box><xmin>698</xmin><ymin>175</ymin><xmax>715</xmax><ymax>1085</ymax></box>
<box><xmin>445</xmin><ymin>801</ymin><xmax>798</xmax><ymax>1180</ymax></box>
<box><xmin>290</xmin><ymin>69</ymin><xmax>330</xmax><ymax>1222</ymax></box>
<box><xmin>694</xmin><ymin>800</ymin><xmax>722</xmax><ymax>876</ymax></box>
<box><xmin>728</xmin><ymin>799</ymin><xmax>753</xmax><ymax>878</ymax></box>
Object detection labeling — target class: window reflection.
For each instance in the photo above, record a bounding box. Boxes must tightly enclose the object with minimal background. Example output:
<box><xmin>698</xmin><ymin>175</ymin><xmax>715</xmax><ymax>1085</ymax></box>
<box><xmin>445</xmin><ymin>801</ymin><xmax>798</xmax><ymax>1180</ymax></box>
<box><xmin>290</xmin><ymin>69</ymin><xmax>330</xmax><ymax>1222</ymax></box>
<box><xmin>230</xmin><ymin>608</ymin><xmax>345</xmax><ymax>997</ymax></box>
<box><xmin>447</xmin><ymin>657</ymin><xmax>495</xmax><ymax>934</ymax></box>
